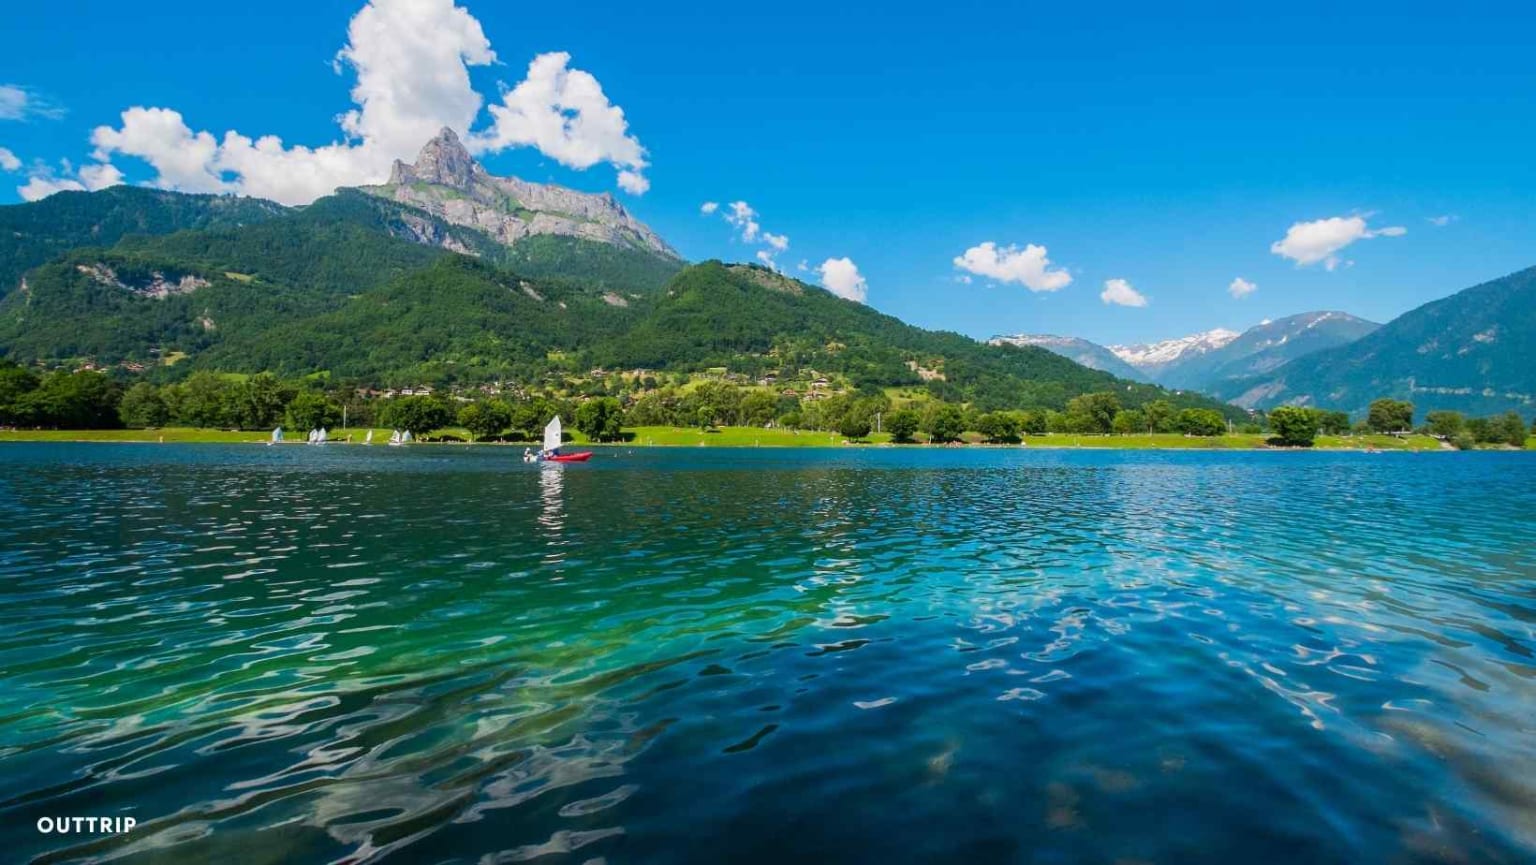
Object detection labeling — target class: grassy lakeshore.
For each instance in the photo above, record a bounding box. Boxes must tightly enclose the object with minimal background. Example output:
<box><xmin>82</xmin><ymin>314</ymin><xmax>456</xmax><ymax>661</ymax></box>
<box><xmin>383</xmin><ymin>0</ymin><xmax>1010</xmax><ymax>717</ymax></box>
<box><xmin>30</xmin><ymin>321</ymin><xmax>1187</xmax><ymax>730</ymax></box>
<box><xmin>2</xmin><ymin>425</ymin><xmax>1525</xmax><ymax>450</ymax></box>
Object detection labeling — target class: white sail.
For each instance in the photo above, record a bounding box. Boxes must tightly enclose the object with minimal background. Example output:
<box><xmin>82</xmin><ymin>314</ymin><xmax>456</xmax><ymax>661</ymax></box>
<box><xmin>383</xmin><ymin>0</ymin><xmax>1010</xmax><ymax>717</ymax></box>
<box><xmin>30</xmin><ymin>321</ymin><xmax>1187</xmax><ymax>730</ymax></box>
<box><xmin>308</xmin><ymin>429</ymin><xmax>318</xmax><ymax>443</ymax></box>
<box><xmin>389</xmin><ymin>430</ymin><xmax>401</xmax><ymax>445</ymax></box>
<box><xmin>318</xmin><ymin>428</ymin><xmax>329</xmax><ymax>443</ymax></box>
<box><xmin>364</xmin><ymin>429</ymin><xmax>373</xmax><ymax>444</ymax></box>
<box><xmin>403</xmin><ymin>430</ymin><xmax>413</xmax><ymax>443</ymax></box>
<box><xmin>543</xmin><ymin>416</ymin><xmax>563</xmax><ymax>453</ymax></box>
<box><xmin>272</xmin><ymin>427</ymin><xmax>283</xmax><ymax>443</ymax></box>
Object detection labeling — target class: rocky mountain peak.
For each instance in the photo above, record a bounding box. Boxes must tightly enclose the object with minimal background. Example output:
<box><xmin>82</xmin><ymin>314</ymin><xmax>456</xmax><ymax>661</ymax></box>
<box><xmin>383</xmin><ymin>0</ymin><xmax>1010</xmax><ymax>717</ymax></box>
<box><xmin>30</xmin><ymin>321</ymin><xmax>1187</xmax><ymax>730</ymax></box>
<box><xmin>389</xmin><ymin>127</ymin><xmax>481</xmax><ymax>190</ymax></box>
<box><xmin>367</xmin><ymin>129</ymin><xmax>678</xmax><ymax>259</ymax></box>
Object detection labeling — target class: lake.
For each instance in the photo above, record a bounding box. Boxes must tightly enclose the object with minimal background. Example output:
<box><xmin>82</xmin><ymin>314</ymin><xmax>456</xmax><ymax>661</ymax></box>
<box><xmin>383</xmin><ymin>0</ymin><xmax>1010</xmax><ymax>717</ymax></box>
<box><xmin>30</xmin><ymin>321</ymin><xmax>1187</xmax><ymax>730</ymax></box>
<box><xmin>1</xmin><ymin>443</ymin><xmax>1533</xmax><ymax>864</ymax></box>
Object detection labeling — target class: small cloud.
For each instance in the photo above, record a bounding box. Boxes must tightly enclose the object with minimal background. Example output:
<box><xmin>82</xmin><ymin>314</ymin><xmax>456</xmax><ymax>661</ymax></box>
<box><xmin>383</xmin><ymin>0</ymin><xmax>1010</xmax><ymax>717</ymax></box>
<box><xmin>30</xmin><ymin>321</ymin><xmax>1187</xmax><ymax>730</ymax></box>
<box><xmin>1228</xmin><ymin>277</ymin><xmax>1257</xmax><ymax>299</ymax></box>
<box><xmin>796</xmin><ymin>259</ymin><xmax>808</xmax><ymax>272</ymax></box>
<box><xmin>715</xmin><ymin>199</ymin><xmax>790</xmax><ymax>262</ymax></box>
<box><xmin>954</xmin><ymin>274</ymin><xmax>973</xmax><ymax>285</ymax></box>
<box><xmin>616</xmin><ymin>169</ymin><xmax>649</xmax><ymax>195</ymax></box>
<box><xmin>1270</xmin><ymin>215</ymin><xmax>1405</xmax><ymax>270</ymax></box>
<box><xmin>817</xmin><ymin>256</ymin><xmax>867</xmax><ymax>303</ymax></box>
<box><xmin>17</xmin><ymin>158</ymin><xmax>124</xmax><ymax>201</ymax></box>
<box><xmin>1426</xmin><ymin>214</ymin><xmax>1457</xmax><ymax>227</ymax></box>
<box><xmin>952</xmin><ymin>241</ymin><xmax>1072</xmax><ymax>292</ymax></box>
<box><xmin>0</xmin><ymin>85</ymin><xmax>66</xmax><ymax>122</ymax></box>
<box><xmin>724</xmin><ymin>200</ymin><xmax>761</xmax><ymax>242</ymax></box>
<box><xmin>1100</xmin><ymin>278</ymin><xmax>1147</xmax><ymax>307</ymax></box>
<box><xmin>0</xmin><ymin>146</ymin><xmax>20</xmax><ymax>172</ymax></box>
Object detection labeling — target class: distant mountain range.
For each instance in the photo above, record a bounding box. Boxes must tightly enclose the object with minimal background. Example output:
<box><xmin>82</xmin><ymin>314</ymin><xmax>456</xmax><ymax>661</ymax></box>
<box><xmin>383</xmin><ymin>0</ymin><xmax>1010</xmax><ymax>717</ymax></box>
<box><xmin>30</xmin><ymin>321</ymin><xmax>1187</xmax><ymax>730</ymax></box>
<box><xmin>0</xmin><ymin>130</ymin><xmax>1241</xmax><ymax>419</ymax></box>
<box><xmin>995</xmin><ymin>312</ymin><xmax>1379</xmax><ymax>394</ymax></box>
<box><xmin>1211</xmin><ymin>267</ymin><xmax>1536</xmax><ymax>416</ymax></box>
<box><xmin>988</xmin><ymin>334</ymin><xmax>1148</xmax><ymax>381</ymax></box>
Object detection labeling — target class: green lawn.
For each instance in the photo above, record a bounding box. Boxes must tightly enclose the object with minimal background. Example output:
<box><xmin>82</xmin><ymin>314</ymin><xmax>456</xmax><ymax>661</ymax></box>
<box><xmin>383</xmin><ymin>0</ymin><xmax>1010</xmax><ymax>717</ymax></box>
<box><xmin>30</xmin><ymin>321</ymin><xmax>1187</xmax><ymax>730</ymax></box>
<box><xmin>622</xmin><ymin>425</ymin><xmax>893</xmax><ymax>447</ymax></box>
<box><xmin>0</xmin><ymin>427</ymin><xmax>1504</xmax><ymax>452</ymax></box>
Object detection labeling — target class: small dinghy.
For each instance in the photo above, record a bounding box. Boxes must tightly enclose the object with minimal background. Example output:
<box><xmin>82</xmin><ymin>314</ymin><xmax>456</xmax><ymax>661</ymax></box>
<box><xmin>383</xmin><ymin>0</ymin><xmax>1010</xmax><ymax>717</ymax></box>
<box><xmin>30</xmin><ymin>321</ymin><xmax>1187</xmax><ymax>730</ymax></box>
<box><xmin>532</xmin><ymin>416</ymin><xmax>592</xmax><ymax>463</ymax></box>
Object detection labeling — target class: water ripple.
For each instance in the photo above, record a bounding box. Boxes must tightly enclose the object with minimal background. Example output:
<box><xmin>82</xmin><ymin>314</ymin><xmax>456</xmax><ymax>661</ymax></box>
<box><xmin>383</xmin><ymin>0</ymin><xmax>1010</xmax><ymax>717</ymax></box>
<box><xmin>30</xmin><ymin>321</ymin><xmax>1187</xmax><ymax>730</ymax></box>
<box><xmin>0</xmin><ymin>445</ymin><xmax>1532</xmax><ymax>863</ymax></box>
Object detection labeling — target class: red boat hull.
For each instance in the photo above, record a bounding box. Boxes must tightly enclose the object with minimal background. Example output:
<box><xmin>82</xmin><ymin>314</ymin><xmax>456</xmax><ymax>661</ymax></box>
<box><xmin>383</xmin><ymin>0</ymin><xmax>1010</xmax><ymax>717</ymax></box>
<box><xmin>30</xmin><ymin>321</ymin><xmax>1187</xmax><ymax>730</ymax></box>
<box><xmin>545</xmin><ymin>451</ymin><xmax>593</xmax><ymax>463</ymax></box>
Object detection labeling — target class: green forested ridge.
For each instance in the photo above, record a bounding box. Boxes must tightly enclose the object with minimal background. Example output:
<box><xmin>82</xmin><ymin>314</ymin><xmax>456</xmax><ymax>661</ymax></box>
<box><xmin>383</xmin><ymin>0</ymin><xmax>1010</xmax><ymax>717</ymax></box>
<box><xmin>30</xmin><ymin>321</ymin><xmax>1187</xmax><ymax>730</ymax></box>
<box><xmin>201</xmin><ymin>256</ymin><xmax>634</xmax><ymax>385</ymax></box>
<box><xmin>0</xmin><ymin>186</ymin><xmax>287</xmax><ymax>298</ymax></box>
<box><xmin>596</xmin><ymin>262</ymin><xmax>1237</xmax><ymax>415</ymax></box>
<box><xmin>502</xmin><ymin>234</ymin><xmax>683</xmax><ymax>294</ymax></box>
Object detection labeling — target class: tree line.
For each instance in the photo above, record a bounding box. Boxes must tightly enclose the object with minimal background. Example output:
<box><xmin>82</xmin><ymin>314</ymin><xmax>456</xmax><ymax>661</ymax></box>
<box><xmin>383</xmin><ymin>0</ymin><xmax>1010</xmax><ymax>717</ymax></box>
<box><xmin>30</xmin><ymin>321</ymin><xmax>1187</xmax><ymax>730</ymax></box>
<box><xmin>3</xmin><ymin>362</ymin><xmax>1531</xmax><ymax>449</ymax></box>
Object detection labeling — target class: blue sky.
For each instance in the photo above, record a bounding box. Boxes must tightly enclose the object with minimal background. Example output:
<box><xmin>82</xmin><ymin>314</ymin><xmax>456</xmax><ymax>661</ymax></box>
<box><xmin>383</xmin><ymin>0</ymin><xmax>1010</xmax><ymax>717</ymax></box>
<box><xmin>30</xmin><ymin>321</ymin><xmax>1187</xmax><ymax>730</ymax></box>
<box><xmin>4</xmin><ymin>0</ymin><xmax>1534</xmax><ymax>346</ymax></box>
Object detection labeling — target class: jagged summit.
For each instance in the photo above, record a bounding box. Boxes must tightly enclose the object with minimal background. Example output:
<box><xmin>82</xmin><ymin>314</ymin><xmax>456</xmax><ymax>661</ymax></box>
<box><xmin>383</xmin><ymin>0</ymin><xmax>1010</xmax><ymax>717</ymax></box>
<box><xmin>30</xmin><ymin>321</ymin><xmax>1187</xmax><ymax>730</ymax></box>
<box><xmin>364</xmin><ymin>129</ymin><xmax>677</xmax><ymax>259</ymax></box>
<box><xmin>389</xmin><ymin>127</ymin><xmax>481</xmax><ymax>190</ymax></box>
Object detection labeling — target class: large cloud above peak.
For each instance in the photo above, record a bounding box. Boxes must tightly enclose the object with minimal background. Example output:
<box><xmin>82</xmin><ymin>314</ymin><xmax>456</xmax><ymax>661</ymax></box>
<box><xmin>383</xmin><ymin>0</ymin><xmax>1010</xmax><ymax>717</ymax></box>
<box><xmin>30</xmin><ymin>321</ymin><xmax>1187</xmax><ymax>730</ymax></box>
<box><xmin>25</xmin><ymin>0</ymin><xmax>650</xmax><ymax>204</ymax></box>
<box><xmin>471</xmin><ymin>52</ymin><xmax>648</xmax><ymax>192</ymax></box>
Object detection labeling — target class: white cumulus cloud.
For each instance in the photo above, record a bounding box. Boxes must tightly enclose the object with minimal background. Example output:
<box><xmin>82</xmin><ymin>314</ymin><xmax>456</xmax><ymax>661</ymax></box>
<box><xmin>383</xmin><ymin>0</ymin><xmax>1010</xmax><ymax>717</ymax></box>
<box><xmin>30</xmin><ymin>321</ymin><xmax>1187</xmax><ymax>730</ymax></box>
<box><xmin>1100</xmin><ymin>278</ymin><xmax>1147</xmax><ymax>307</ymax></box>
<box><xmin>1228</xmin><ymin>277</ymin><xmax>1257</xmax><ymax>299</ymax></box>
<box><xmin>473</xmin><ymin>50</ymin><xmax>650</xmax><ymax>194</ymax></box>
<box><xmin>0</xmin><ymin>147</ymin><xmax>20</xmax><ymax>172</ymax></box>
<box><xmin>817</xmin><ymin>257</ymin><xmax>867</xmax><ymax>303</ymax></box>
<box><xmin>29</xmin><ymin>0</ymin><xmax>650</xmax><ymax>203</ymax></box>
<box><xmin>699</xmin><ymin>201</ymin><xmax>718</xmax><ymax>215</ymax></box>
<box><xmin>1427</xmin><ymin>214</ymin><xmax>1457</xmax><ymax>227</ymax></box>
<box><xmin>1270</xmin><ymin>215</ymin><xmax>1406</xmax><ymax>270</ymax></box>
<box><xmin>952</xmin><ymin>242</ymin><xmax>1072</xmax><ymax>292</ymax></box>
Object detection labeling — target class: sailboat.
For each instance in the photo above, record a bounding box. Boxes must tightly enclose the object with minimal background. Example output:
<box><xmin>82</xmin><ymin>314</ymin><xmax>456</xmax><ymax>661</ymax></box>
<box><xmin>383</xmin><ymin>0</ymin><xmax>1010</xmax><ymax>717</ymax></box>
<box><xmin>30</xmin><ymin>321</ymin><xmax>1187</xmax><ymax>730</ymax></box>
<box><xmin>317</xmin><ymin>428</ymin><xmax>329</xmax><ymax>445</ymax></box>
<box><xmin>537</xmin><ymin>415</ymin><xmax>592</xmax><ymax>463</ymax></box>
<box><xmin>269</xmin><ymin>427</ymin><xmax>283</xmax><ymax>446</ymax></box>
<box><xmin>402</xmin><ymin>430</ymin><xmax>413</xmax><ymax>444</ymax></box>
<box><xmin>388</xmin><ymin>429</ymin><xmax>403</xmax><ymax>447</ymax></box>
<box><xmin>307</xmin><ymin>428</ymin><xmax>318</xmax><ymax>444</ymax></box>
<box><xmin>364</xmin><ymin>429</ymin><xmax>373</xmax><ymax>445</ymax></box>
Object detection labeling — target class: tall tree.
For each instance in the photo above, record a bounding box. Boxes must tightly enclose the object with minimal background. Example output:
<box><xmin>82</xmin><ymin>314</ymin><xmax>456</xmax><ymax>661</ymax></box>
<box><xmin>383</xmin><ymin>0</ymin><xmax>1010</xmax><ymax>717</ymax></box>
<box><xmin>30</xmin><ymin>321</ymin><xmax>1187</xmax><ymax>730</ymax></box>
<box><xmin>119</xmin><ymin>382</ymin><xmax>169</xmax><ymax>428</ymax></box>
<box><xmin>575</xmin><ymin>397</ymin><xmax>625</xmax><ymax>442</ymax></box>
<box><xmin>1268</xmin><ymin>406</ymin><xmax>1319</xmax><ymax>446</ymax></box>
<box><xmin>1367</xmin><ymin>398</ymin><xmax>1414</xmax><ymax>433</ymax></box>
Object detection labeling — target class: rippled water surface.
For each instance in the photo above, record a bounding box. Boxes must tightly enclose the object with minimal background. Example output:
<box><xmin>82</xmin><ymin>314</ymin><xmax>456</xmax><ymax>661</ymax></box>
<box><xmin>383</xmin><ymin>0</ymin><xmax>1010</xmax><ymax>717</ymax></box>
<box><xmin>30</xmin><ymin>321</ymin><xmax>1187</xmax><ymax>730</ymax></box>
<box><xmin>2</xmin><ymin>444</ymin><xmax>1534</xmax><ymax>864</ymax></box>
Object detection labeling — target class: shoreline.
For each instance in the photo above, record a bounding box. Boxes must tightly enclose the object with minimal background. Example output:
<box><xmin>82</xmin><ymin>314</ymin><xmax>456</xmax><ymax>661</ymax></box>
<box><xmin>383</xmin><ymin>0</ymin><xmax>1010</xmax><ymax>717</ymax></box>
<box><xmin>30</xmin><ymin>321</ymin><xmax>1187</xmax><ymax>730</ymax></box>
<box><xmin>0</xmin><ymin>427</ymin><xmax>1514</xmax><ymax>452</ymax></box>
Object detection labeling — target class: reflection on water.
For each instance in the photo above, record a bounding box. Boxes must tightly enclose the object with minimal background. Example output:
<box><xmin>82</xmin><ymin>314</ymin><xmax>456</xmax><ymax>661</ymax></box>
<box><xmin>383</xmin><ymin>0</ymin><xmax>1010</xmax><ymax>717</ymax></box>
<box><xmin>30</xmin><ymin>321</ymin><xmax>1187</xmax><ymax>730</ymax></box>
<box><xmin>0</xmin><ymin>444</ymin><xmax>1533</xmax><ymax>864</ymax></box>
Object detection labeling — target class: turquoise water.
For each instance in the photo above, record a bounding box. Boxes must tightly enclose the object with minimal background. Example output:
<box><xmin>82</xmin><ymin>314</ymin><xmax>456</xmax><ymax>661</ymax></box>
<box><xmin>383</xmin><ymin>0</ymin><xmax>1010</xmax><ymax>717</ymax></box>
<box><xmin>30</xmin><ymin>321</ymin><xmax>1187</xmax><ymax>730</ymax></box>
<box><xmin>1</xmin><ymin>444</ymin><xmax>1534</xmax><ymax>864</ymax></box>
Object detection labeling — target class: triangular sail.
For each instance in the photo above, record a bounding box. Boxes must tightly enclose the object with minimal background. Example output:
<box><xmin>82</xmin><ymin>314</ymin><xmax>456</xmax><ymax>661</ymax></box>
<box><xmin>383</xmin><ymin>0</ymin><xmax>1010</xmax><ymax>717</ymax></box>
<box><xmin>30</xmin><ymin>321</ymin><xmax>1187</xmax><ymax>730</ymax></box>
<box><xmin>272</xmin><ymin>427</ymin><xmax>282</xmax><ymax>443</ymax></box>
<box><xmin>365</xmin><ymin>429</ymin><xmax>373</xmax><ymax>444</ymax></box>
<box><xmin>319</xmin><ymin>428</ymin><xmax>328</xmax><ymax>443</ymax></box>
<box><xmin>543</xmin><ymin>416</ymin><xmax>562</xmax><ymax>453</ymax></box>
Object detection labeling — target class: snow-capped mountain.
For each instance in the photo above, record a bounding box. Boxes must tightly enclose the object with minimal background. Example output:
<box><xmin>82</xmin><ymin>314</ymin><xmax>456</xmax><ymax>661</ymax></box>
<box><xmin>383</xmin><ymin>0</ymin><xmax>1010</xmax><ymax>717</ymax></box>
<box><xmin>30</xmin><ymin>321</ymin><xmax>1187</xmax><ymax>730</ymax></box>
<box><xmin>1108</xmin><ymin>329</ymin><xmax>1241</xmax><ymax>376</ymax></box>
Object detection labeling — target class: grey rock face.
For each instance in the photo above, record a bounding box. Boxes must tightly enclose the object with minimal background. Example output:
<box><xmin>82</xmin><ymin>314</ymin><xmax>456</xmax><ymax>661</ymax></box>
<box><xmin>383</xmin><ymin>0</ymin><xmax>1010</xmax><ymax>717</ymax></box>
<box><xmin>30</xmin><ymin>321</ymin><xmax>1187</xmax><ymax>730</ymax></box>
<box><xmin>367</xmin><ymin>128</ymin><xmax>677</xmax><ymax>258</ymax></box>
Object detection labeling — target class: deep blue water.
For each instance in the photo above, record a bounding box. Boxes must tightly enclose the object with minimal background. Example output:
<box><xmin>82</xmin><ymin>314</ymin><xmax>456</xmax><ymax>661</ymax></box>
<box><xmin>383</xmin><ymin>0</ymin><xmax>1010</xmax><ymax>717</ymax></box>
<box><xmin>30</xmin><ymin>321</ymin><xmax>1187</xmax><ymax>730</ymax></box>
<box><xmin>1</xmin><ymin>443</ymin><xmax>1534</xmax><ymax>864</ymax></box>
